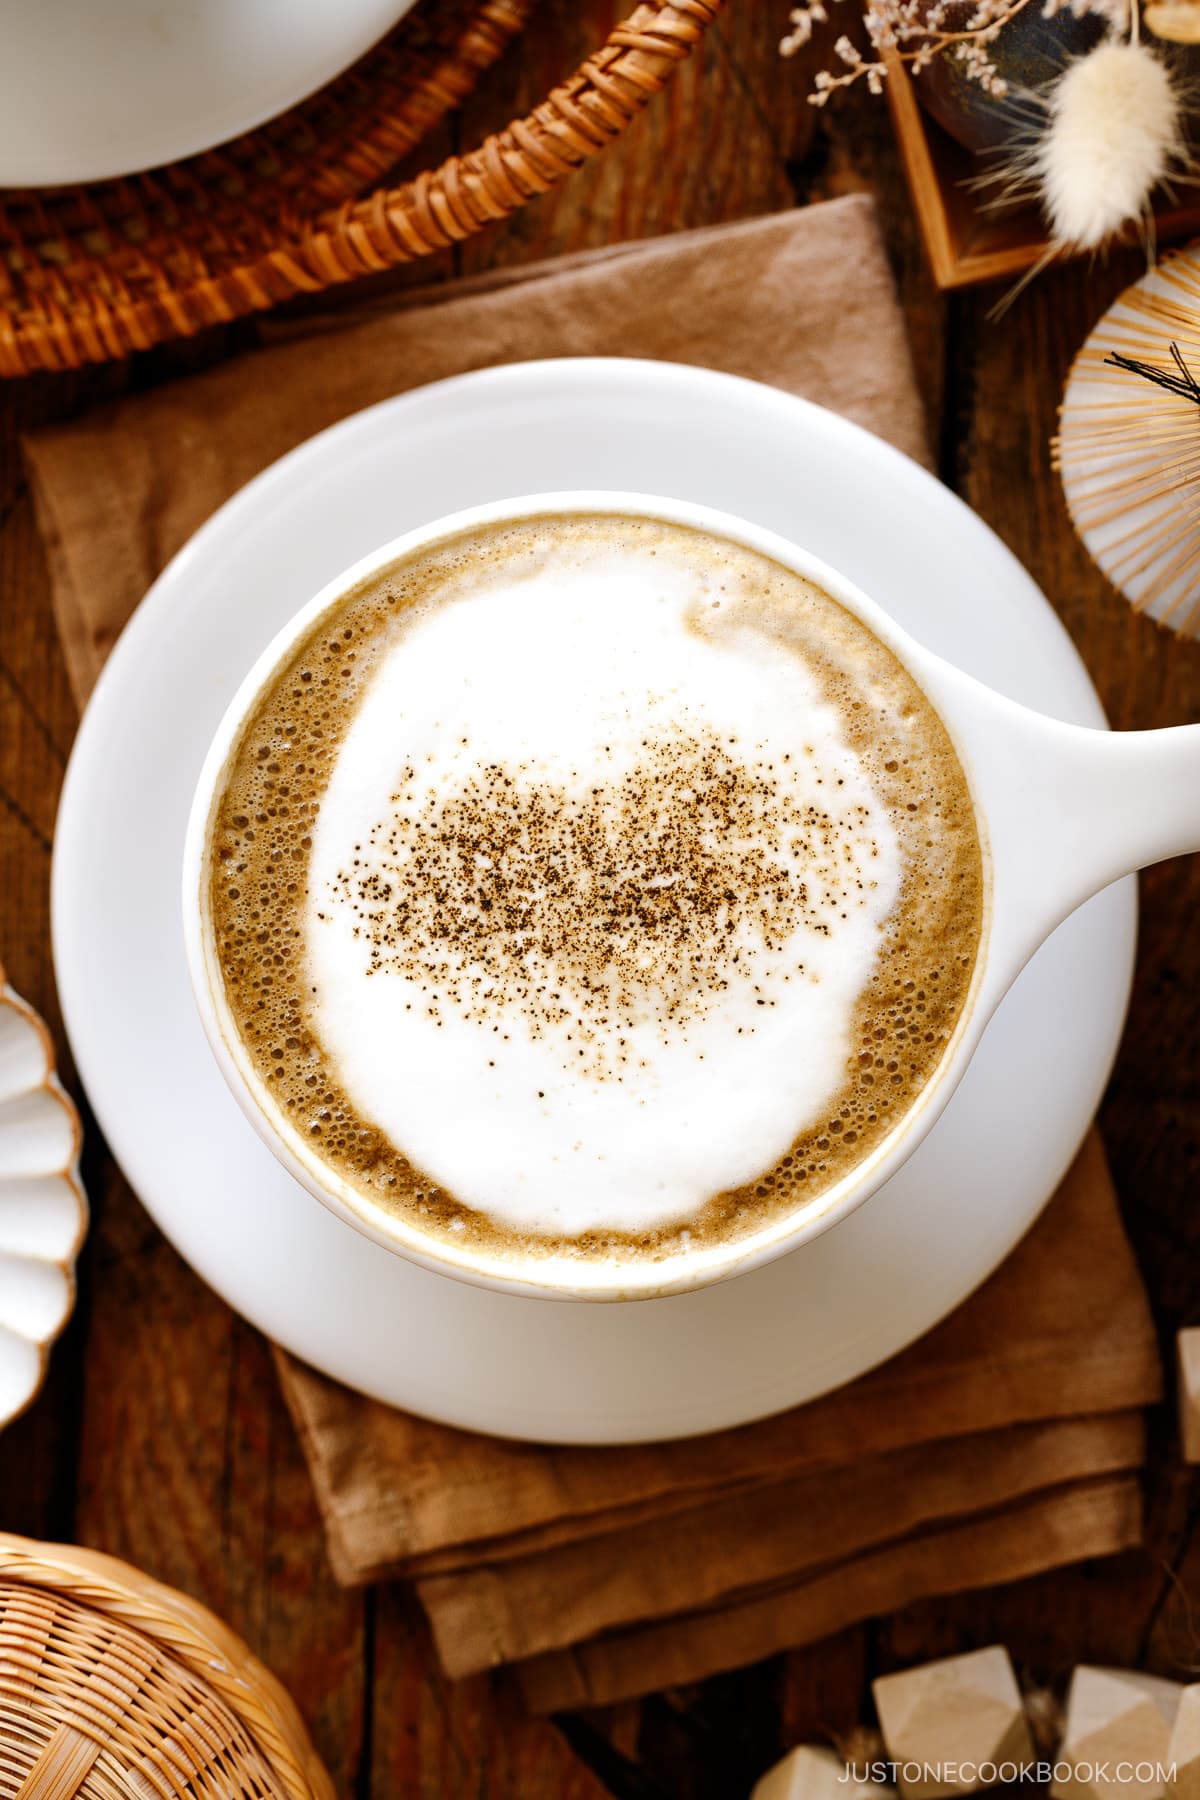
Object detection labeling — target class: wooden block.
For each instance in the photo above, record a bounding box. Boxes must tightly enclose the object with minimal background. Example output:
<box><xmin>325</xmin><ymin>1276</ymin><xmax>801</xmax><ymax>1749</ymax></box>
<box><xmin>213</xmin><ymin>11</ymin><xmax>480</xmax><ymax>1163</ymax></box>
<box><xmin>1176</xmin><ymin>1332</ymin><xmax>1200</xmax><ymax>1463</ymax></box>
<box><xmin>752</xmin><ymin>1745</ymin><xmax>893</xmax><ymax>1800</ymax></box>
<box><xmin>1052</xmin><ymin>1667</ymin><xmax>1183</xmax><ymax>1800</ymax></box>
<box><xmin>1167</xmin><ymin>1685</ymin><xmax>1200</xmax><ymax>1800</ymax></box>
<box><xmin>873</xmin><ymin>1646</ymin><xmax>1033</xmax><ymax>1798</ymax></box>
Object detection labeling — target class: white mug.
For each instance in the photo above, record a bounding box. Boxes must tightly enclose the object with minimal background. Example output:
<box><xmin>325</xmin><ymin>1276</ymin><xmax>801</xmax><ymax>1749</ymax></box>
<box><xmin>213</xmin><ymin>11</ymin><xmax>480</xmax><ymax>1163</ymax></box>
<box><xmin>183</xmin><ymin>493</ymin><xmax>1200</xmax><ymax>1301</ymax></box>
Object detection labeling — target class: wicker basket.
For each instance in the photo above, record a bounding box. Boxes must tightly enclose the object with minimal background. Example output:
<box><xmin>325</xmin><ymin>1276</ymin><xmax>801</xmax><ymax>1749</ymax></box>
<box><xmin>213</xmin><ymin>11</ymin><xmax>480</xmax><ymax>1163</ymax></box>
<box><xmin>0</xmin><ymin>1534</ymin><xmax>334</xmax><ymax>1800</ymax></box>
<box><xmin>0</xmin><ymin>0</ymin><xmax>722</xmax><ymax>378</ymax></box>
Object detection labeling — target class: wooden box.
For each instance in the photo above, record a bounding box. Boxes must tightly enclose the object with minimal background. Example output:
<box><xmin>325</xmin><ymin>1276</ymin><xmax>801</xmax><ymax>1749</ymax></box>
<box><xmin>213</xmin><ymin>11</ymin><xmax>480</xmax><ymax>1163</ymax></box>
<box><xmin>885</xmin><ymin>55</ymin><xmax>1200</xmax><ymax>290</ymax></box>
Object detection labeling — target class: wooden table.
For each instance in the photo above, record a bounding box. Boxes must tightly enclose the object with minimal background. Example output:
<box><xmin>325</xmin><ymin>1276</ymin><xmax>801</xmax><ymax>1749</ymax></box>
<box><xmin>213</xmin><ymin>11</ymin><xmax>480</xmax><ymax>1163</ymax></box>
<box><xmin>2</xmin><ymin>6</ymin><xmax>1197</xmax><ymax>1794</ymax></box>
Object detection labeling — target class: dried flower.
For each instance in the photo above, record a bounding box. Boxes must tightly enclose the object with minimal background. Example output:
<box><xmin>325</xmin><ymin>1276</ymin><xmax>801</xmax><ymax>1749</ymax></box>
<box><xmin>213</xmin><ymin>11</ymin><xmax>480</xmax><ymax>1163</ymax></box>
<box><xmin>780</xmin><ymin>2</ymin><xmax>829</xmax><ymax>52</ymax></box>
<box><xmin>782</xmin><ymin>0</ymin><xmax>1188</xmax><ymax>288</ymax></box>
<box><xmin>1038</xmin><ymin>38</ymin><xmax>1183</xmax><ymax>245</ymax></box>
<box><xmin>782</xmin><ymin>0</ymin><xmax>1116</xmax><ymax>103</ymax></box>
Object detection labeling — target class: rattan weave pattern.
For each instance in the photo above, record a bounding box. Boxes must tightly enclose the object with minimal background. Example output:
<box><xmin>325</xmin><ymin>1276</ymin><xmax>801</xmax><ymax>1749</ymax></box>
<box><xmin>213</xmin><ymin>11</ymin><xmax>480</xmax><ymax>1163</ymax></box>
<box><xmin>0</xmin><ymin>1536</ymin><xmax>334</xmax><ymax>1800</ymax></box>
<box><xmin>0</xmin><ymin>0</ymin><xmax>721</xmax><ymax>377</ymax></box>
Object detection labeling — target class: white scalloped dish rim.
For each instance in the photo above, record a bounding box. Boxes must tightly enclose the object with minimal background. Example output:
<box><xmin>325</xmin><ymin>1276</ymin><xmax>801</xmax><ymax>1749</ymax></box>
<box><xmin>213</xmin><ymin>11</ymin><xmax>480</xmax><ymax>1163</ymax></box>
<box><xmin>0</xmin><ymin>978</ymin><xmax>87</xmax><ymax>1430</ymax></box>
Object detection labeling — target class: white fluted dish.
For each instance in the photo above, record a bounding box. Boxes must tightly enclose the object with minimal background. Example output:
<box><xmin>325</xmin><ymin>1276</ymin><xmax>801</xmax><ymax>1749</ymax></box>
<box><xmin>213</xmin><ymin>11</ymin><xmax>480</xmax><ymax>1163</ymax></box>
<box><xmin>0</xmin><ymin>977</ymin><xmax>86</xmax><ymax>1429</ymax></box>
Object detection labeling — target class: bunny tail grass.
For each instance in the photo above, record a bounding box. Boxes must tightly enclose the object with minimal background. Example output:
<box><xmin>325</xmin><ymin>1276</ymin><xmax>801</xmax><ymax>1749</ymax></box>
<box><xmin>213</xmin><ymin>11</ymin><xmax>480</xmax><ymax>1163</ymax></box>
<box><xmin>1037</xmin><ymin>40</ymin><xmax>1182</xmax><ymax>249</ymax></box>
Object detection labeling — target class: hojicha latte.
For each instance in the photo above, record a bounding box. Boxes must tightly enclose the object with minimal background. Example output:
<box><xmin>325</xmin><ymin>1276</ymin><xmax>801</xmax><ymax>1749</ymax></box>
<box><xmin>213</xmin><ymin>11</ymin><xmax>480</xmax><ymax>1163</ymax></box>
<box><xmin>204</xmin><ymin>513</ymin><xmax>983</xmax><ymax>1265</ymax></box>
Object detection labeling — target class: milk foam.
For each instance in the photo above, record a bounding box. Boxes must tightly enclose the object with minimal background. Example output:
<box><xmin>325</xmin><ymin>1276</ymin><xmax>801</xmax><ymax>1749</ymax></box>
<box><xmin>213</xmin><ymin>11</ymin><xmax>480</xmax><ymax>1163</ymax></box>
<box><xmin>305</xmin><ymin>537</ymin><xmax>902</xmax><ymax>1236</ymax></box>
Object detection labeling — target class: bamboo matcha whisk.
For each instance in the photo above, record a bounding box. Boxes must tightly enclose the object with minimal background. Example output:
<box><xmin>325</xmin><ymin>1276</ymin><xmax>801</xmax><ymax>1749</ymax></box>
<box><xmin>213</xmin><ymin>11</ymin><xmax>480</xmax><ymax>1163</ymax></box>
<box><xmin>1055</xmin><ymin>245</ymin><xmax>1200</xmax><ymax>638</ymax></box>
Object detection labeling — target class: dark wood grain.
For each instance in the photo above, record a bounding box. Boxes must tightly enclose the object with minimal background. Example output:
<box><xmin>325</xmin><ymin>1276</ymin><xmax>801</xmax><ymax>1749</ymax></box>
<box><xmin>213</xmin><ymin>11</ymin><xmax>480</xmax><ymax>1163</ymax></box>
<box><xmin>369</xmin><ymin>1589</ymin><xmax>614</xmax><ymax>1797</ymax></box>
<box><xmin>68</xmin><ymin>1168</ymin><xmax>368</xmax><ymax>1791</ymax></box>
<box><xmin>0</xmin><ymin>3</ymin><xmax>1198</xmax><ymax>1795</ymax></box>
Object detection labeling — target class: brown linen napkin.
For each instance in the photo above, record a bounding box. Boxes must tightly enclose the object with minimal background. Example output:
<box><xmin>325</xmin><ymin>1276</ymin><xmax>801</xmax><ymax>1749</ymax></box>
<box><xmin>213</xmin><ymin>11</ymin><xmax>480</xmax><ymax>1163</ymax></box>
<box><xmin>517</xmin><ymin>1476</ymin><xmax>1144</xmax><ymax>1711</ymax></box>
<box><xmin>276</xmin><ymin>1132</ymin><xmax>1157</xmax><ymax>1587</ymax></box>
<box><xmin>26</xmin><ymin>196</ymin><xmax>1162</xmax><ymax>1706</ymax></box>
<box><xmin>271</xmin><ymin>1134</ymin><xmax>1158</xmax><ymax>1694</ymax></box>
<box><xmin>26</xmin><ymin>197</ymin><xmax>929</xmax><ymax>712</ymax></box>
<box><xmin>421</xmin><ymin>1412</ymin><xmax>1145</xmax><ymax>1678</ymax></box>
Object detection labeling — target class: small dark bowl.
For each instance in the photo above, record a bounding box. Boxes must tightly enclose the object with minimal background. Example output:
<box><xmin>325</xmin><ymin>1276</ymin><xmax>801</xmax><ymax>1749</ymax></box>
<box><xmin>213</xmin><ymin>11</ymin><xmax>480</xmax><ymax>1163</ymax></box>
<box><xmin>913</xmin><ymin>3</ymin><xmax>1107</xmax><ymax>152</ymax></box>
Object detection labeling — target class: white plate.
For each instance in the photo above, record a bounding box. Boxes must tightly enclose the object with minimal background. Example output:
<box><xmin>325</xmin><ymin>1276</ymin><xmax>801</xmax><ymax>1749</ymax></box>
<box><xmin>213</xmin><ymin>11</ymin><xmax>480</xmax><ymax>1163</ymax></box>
<box><xmin>52</xmin><ymin>359</ymin><xmax>1135</xmax><ymax>1444</ymax></box>
<box><xmin>0</xmin><ymin>0</ymin><xmax>415</xmax><ymax>187</ymax></box>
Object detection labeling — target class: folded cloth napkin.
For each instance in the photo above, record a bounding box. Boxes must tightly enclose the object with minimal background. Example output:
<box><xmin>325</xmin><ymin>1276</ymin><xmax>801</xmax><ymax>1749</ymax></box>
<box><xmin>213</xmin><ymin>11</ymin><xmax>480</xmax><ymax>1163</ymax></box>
<box><xmin>278</xmin><ymin>1135</ymin><xmax>1153</xmax><ymax>1591</ymax></box>
<box><xmin>275</xmin><ymin>1133</ymin><xmax>1158</xmax><ymax>1707</ymax></box>
<box><xmin>26</xmin><ymin>197</ymin><xmax>1162</xmax><ymax>1709</ymax></box>
<box><xmin>27</xmin><ymin>199</ymin><xmax>929</xmax><ymax>711</ymax></box>
<box><xmin>517</xmin><ymin>1475</ymin><xmax>1143</xmax><ymax>1711</ymax></box>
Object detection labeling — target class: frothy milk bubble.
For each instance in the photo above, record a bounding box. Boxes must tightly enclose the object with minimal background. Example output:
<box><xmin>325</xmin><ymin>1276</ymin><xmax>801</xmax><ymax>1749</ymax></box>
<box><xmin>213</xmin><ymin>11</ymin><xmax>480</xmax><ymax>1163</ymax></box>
<box><xmin>305</xmin><ymin>538</ymin><xmax>902</xmax><ymax>1236</ymax></box>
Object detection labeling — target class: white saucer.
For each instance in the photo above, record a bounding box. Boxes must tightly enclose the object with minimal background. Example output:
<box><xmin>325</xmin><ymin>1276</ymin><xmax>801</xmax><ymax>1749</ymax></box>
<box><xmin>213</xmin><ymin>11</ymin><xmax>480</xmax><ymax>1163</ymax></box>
<box><xmin>0</xmin><ymin>0</ymin><xmax>414</xmax><ymax>187</ymax></box>
<box><xmin>52</xmin><ymin>360</ymin><xmax>1135</xmax><ymax>1444</ymax></box>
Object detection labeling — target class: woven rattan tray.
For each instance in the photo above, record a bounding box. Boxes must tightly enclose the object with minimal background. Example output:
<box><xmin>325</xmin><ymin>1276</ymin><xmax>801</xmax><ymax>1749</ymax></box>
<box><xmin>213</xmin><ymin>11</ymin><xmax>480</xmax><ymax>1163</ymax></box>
<box><xmin>0</xmin><ymin>1533</ymin><xmax>334</xmax><ymax>1799</ymax></box>
<box><xmin>0</xmin><ymin>0</ymin><xmax>721</xmax><ymax>378</ymax></box>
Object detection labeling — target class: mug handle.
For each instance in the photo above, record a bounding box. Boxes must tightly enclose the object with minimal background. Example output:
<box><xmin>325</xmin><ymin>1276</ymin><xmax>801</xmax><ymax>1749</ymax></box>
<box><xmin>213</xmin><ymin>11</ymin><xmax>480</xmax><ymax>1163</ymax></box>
<box><xmin>915</xmin><ymin>659</ymin><xmax>1200</xmax><ymax>1018</ymax></box>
